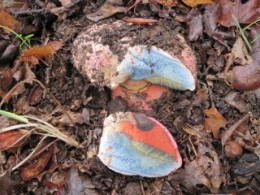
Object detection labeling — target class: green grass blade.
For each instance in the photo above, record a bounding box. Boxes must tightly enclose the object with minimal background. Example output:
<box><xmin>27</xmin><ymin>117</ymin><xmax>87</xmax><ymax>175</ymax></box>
<box><xmin>232</xmin><ymin>15</ymin><xmax>252</xmax><ymax>51</ymax></box>
<box><xmin>0</xmin><ymin>110</ymin><xmax>29</xmax><ymax>123</ymax></box>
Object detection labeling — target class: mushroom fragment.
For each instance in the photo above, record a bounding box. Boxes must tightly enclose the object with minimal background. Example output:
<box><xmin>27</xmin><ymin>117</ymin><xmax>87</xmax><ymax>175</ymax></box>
<box><xmin>112</xmin><ymin>80</ymin><xmax>172</xmax><ymax>110</ymax></box>
<box><xmin>111</xmin><ymin>45</ymin><xmax>195</xmax><ymax>90</ymax></box>
<box><xmin>98</xmin><ymin>112</ymin><xmax>182</xmax><ymax>177</ymax></box>
<box><xmin>72</xmin><ymin>20</ymin><xmax>197</xmax><ymax>90</ymax></box>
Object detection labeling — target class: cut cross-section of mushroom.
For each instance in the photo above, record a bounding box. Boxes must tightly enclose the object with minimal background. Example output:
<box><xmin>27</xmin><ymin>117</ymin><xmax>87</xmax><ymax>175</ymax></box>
<box><xmin>98</xmin><ymin>112</ymin><xmax>182</xmax><ymax>177</ymax></box>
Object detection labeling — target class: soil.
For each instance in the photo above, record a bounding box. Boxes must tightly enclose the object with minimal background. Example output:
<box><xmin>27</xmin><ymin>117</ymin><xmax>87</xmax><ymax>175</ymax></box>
<box><xmin>0</xmin><ymin>0</ymin><xmax>259</xmax><ymax>195</ymax></box>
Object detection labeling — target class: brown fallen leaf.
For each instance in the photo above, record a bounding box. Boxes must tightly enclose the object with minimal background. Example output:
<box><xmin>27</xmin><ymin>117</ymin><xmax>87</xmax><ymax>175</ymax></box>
<box><xmin>0</xmin><ymin>65</ymin><xmax>13</xmax><ymax>93</ymax></box>
<box><xmin>43</xmin><ymin>171</ymin><xmax>67</xmax><ymax>192</ymax></box>
<box><xmin>203</xmin><ymin>4</ymin><xmax>221</xmax><ymax>36</ymax></box>
<box><xmin>20</xmin><ymin>41</ymin><xmax>63</xmax><ymax>65</ymax></box>
<box><xmin>187</xmin><ymin>8</ymin><xmax>203</xmax><ymax>41</ymax></box>
<box><xmin>86</xmin><ymin>0</ymin><xmax>126</xmax><ymax>22</ymax></box>
<box><xmin>21</xmin><ymin>150</ymin><xmax>52</xmax><ymax>181</ymax></box>
<box><xmin>224</xmin><ymin>91</ymin><xmax>249</xmax><ymax>113</ymax></box>
<box><xmin>231</xmin><ymin>37</ymin><xmax>252</xmax><ymax>65</ymax></box>
<box><xmin>0</xmin><ymin>63</ymin><xmax>36</xmax><ymax>106</ymax></box>
<box><xmin>0</xmin><ymin>171</ymin><xmax>13</xmax><ymax>195</ymax></box>
<box><xmin>123</xmin><ymin>18</ymin><xmax>159</xmax><ymax>25</ymax></box>
<box><xmin>0</xmin><ymin>129</ymin><xmax>29</xmax><ymax>151</ymax></box>
<box><xmin>182</xmin><ymin>0</ymin><xmax>213</xmax><ymax>7</ymax></box>
<box><xmin>184</xmin><ymin>140</ymin><xmax>225</xmax><ymax>193</ymax></box>
<box><xmin>204</xmin><ymin>106</ymin><xmax>227</xmax><ymax>139</ymax></box>
<box><xmin>225</xmin><ymin>25</ymin><xmax>260</xmax><ymax>91</ymax></box>
<box><xmin>217</xmin><ymin>0</ymin><xmax>260</xmax><ymax>27</ymax></box>
<box><xmin>28</xmin><ymin>85</ymin><xmax>43</xmax><ymax>106</ymax></box>
<box><xmin>224</xmin><ymin>140</ymin><xmax>243</xmax><ymax>158</ymax></box>
<box><xmin>0</xmin><ymin>6</ymin><xmax>21</xmax><ymax>32</ymax></box>
<box><xmin>221</xmin><ymin>113</ymin><xmax>250</xmax><ymax>146</ymax></box>
<box><xmin>0</xmin><ymin>35</ymin><xmax>19</xmax><ymax>64</ymax></box>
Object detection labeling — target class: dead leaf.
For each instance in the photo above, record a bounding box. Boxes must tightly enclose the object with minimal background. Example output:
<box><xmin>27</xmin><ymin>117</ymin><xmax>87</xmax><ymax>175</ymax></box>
<box><xmin>57</xmin><ymin>111</ymin><xmax>87</xmax><ymax>126</ymax></box>
<box><xmin>86</xmin><ymin>0</ymin><xmax>126</xmax><ymax>22</ymax></box>
<box><xmin>184</xmin><ymin>140</ymin><xmax>225</xmax><ymax>193</ymax></box>
<box><xmin>217</xmin><ymin>0</ymin><xmax>260</xmax><ymax>27</ymax></box>
<box><xmin>29</xmin><ymin>85</ymin><xmax>43</xmax><ymax>106</ymax></box>
<box><xmin>233</xmin><ymin>153</ymin><xmax>260</xmax><ymax>175</ymax></box>
<box><xmin>203</xmin><ymin>4</ymin><xmax>221</xmax><ymax>36</ymax></box>
<box><xmin>226</xmin><ymin>57</ymin><xmax>260</xmax><ymax>91</ymax></box>
<box><xmin>123</xmin><ymin>18</ymin><xmax>159</xmax><ymax>25</ymax></box>
<box><xmin>182</xmin><ymin>0</ymin><xmax>213</xmax><ymax>7</ymax></box>
<box><xmin>20</xmin><ymin>41</ymin><xmax>63</xmax><ymax>65</ymax></box>
<box><xmin>0</xmin><ymin>129</ymin><xmax>29</xmax><ymax>151</ymax></box>
<box><xmin>0</xmin><ymin>65</ymin><xmax>13</xmax><ymax>93</ymax></box>
<box><xmin>224</xmin><ymin>91</ymin><xmax>249</xmax><ymax>113</ymax></box>
<box><xmin>21</xmin><ymin>150</ymin><xmax>52</xmax><ymax>181</ymax></box>
<box><xmin>204</xmin><ymin>107</ymin><xmax>227</xmax><ymax>139</ymax></box>
<box><xmin>221</xmin><ymin>113</ymin><xmax>250</xmax><ymax>146</ymax></box>
<box><xmin>43</xmin><ymin>171</ymin><xmax>66</xmax><ymax>192</ymax></box>
<box><xmin>0</xmin><ymin>37</ymin><xmax>19</xmax><ymax>63</ymax></box>
<box><xmin>0</xmin><ymin>63</ymin><xmax>36</xmax><ymax>106</ymax></box>
<box><xmin>226</xmin><ymin>25</ymin><xmax>260</xmax><ymax>91</ymax></box>
<box><xmin>0</xmin><ymin>171</ymin><xmax>13</xmax><ymax>195</ymax></box>
<box><xmin>187</xmin><ymin>8</ymin><xmax>203</xmax><ymax>41</ymax></box>
<box><xmin>0</xmin><ymin>6</ymin><xmax>21</xmax><ymax>32</ymax></box>
<box><xmin>224</xmin><ymin>140</ymin><xmax>243</xmax><ymax>158</ymax></box>
<box><xmin>232</xmin><ymin>37</ymin><xmax>253</xmax><ymax>65</ymax></box>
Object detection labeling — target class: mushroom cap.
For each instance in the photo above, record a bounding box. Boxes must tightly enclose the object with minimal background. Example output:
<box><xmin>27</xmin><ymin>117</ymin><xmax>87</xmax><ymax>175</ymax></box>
<box><xmin>98</xmin><ymin>112</ymin><xmax>182</xmax><ymax>177</ymax></box>
<box><xmin>72</xmin><ymin>20</ymin><xmax>197</xmax><ymax>90</ymax></box>
<box><xmin>111</xmin><ymin>45</ymin><xmax>195</xmax><ymax>90</ymax></box>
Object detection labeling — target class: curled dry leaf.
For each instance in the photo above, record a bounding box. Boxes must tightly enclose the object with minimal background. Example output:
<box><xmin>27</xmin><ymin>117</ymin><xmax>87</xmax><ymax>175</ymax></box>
<box><xmin>20</xmin><ymin>41</ymin><xmax>63</xmax><ymax>65</ymax></box>
<box><xmin>217</xmin><ymin>0</ymin><xmax>260</xmax><ymax>27</ymax></box>
<box><xmin>204</xmin><ymin>107</ymin><xmax>227</xmax><ymax>139</ymax></box>
<box><xmin>184</xmin><ymin>140</ymin><xmax>225</xmax><ymax>193</ymax></box>
<box><xmin>0</xmin><ymin>6</ymin><xmax>21</xmax><ymax>32</ymax></box>
<box><xmin>187</xmin><ymin>8</ymin><xmax>203</xmax><ymax>41</ymax></box>
<box><xmin>123</xmin><ymin>18</ymin><xmax>159</xmax><ymax>25</ymax></box>
<box><xmin>0</xmin><ymin>129</ymin><xmax>29</xmax><ymax>151</ymax></box>
<box><xmin>86</xmin><ymin>0</ymin><xmax>126</xmax><ymax>22</ymax></box>
<box><xmin>226</xmin><ymin>25</ymin><xmax>260</xmax><ymax>91</ymax></box>
<box><xmin>182</xmin><ymin>0</ymin><xmax>213</xmax><ymax>7</ymax></box>
<box><xmin>21</xmin><ymin>150</ymin><xmax>52</xmax><ymax>181</ymax></box>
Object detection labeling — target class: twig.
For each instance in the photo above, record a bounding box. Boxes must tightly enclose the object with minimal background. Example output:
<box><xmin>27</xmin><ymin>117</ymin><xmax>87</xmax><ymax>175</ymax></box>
<box><xmin>221</xmin><ymin>113</ymin><xmax>251</xmax><ymax>146</ymax></box>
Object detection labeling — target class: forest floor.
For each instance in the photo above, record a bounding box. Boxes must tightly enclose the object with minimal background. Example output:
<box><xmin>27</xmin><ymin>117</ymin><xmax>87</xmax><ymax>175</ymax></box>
<box><xmin>0</xmin><ymin>0</ymin><xmax>259</xmax><ymax>194</ymax></box>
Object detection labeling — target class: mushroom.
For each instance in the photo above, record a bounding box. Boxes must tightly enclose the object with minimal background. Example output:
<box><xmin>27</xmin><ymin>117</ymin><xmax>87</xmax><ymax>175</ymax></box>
<box><xmin>98</xmin><ymin>112</ymin><xmax>182</xmax><ymax>177</ymax></box>
<box><xmin>72</xmin><ymin>20</ymin><xmax>197</xmax><ymax>90</ymax></box>
<box><xmin>72</xmin><ymin>20</ymin><xmax>197</xmax><ymax>177</ymax></box>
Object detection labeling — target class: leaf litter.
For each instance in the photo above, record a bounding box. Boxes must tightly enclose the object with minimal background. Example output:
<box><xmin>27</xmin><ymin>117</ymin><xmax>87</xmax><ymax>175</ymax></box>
<box><xmin>0</xmin><ymin>0</ymin><xmax>259</xmax><ymax>194</ymax></box>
